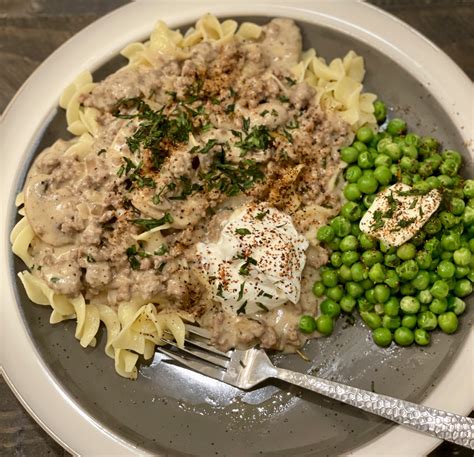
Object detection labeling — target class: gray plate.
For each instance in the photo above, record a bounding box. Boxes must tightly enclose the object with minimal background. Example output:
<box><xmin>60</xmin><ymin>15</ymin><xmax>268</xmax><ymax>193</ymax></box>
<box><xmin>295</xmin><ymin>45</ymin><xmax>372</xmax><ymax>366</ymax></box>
<box><xmin>10</xmin><ymin>16</ymin><xmax>473</xmax><ymax>457</ymax></box>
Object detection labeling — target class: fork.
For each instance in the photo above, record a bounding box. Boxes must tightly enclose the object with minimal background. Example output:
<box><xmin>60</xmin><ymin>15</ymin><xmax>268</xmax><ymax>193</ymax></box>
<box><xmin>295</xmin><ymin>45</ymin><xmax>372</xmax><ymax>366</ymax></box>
<box><xmin>157</xmin><ymin>325</ymin><xmax>474</xmax><ymax>449</ymax></box>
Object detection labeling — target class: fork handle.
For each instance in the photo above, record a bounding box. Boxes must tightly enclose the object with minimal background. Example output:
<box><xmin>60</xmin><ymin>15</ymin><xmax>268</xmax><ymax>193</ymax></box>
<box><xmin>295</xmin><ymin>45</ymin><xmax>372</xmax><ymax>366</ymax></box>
<box><xmin>275</xmin><ymin>368</ymin><xmax>474</xmax><ymax>449</ymax></box>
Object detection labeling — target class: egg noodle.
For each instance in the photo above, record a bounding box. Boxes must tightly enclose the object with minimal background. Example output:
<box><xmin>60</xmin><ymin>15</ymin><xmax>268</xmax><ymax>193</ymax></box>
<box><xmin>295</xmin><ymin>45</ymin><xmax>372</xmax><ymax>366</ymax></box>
<box><xmin>11</xmin><ymin>14</ymin><xmax>376</xmax><ymax>379</ymax></box>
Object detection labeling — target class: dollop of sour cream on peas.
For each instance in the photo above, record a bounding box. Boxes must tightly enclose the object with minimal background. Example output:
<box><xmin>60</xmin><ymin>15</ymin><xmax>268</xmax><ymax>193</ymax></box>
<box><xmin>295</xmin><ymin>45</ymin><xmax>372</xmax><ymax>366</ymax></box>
<box><xmin>196</xmin><ymin>203</ymin><xmax>309</xmax><ymax>315</ymax></box>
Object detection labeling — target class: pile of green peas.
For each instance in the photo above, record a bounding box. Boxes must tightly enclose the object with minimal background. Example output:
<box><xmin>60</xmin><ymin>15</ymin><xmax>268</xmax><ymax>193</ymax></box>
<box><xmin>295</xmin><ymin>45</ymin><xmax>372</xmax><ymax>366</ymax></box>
<box><xmin>299</xmin><ymin>100</ymin><xmax>474</xmax><ymax>348</ymax></box>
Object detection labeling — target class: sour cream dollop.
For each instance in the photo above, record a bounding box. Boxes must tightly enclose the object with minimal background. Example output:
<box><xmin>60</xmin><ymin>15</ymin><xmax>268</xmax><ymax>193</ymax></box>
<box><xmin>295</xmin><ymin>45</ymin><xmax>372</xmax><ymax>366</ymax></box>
<box><xmin>196</xmin><ymin>203</ymin><xmax>309</xmax><ymax>315</ymax></box>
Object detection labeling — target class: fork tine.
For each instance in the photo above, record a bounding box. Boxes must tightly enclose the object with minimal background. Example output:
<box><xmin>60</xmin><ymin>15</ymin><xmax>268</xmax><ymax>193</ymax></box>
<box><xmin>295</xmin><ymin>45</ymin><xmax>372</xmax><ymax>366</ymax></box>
<box><xmin>157</xmin><ymin>346</ymin><xmax>226</xmax><ymax>381</ymax></box>
<box><xmin>185</xmin><ymin>324</ymin><xmax>212</xmax><ymax>339</ymax></box>
<box><xmin>185</xmin><ymin>324</ymin><xmax>232</xmax><ymax>357</ymax></box>
<box><xmin>161</xmin><ymin>338</ymin><xmax>228</xmax><ymax>368</ymax></box>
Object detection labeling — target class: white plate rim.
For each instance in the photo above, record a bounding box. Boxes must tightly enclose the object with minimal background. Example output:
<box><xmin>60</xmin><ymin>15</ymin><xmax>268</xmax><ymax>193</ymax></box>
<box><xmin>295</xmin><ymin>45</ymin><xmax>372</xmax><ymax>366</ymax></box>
<box><xmin>0</xmin><ymin>1</ymin><xmax>472</xmax><ymax>455</ymax></box>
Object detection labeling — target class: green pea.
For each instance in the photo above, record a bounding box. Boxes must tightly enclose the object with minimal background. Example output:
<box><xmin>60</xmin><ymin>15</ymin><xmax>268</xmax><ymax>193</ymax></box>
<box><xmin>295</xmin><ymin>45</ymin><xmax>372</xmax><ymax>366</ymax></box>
<box><xmin>357</xmin><ymin>151</ymin><xmax>374</xmax><ymax>169</ymax></box>
<box><xmin>383</xmin><ymin>315</ymin><xmax>401</xmax><ymax>330</ymax></box>
<box><xmin>369</xmin><ymin>263</ymin><xmax>386</xmax><ymax>283</ymax></box>
<box><xmin>339</xmin><ymin>235</ymin><xmax>359</xmax><ymax>252</ymax></box>
<box><xmin>436</xmin><ymin>260</ymin><xmax>456</xmax><ymax>279</ymax></box>
<box><xmin>429</xmin><ymin>270</ymin><xmax>441</xmax><ymax>283</ymax></box>
<box><xmin>394</xmin><ymin>327</ymin><xmax>414</xmax><ymax>346</ymax></box>
<box><xmin>373</xmin><ymin>166</ymin><xmax>392</xmax><ymax>186</ymax></box>
<box><xmin>330</xmin><ymin>252</ymin><xmax>342</xmax><ymax>268</ymax></box>
<box><xmin>418</xmin><ymin>290</ymin><xmax>433</xmax><ymax>304</ymax></box>
<box><xmin>316</xmin><ymin>314</ymin><xmax>334</xmax><ymax>336</ymax></box>
<box><xmin>373</xmin><ymin>100</ymin><xmax>387</xmax><ymax>123</ymax></box>
<box><xmin>439</xmin><ymin>158</ymin><xmax>459</xmax><ymax>176</ymax></box>
<box><xmin>423</xmin><ymin>217</ymin><xmax>442</xmax><ymax>236</ymax></box>
<box><xmin>317</xmin><ymin>225</ymin><xmax>335</xmax><ymax>243</ymax></box>
<box><xmin>401</xmin><ymin>315</ymin><xmax>417</xmax><ymax>330</ymax></box>
<box><xmin>358</xmin><ymin>297</ymin><xmax>374</xmax><ymax>312</ymax></box>
<box><xmin>399</xmin><ymin>156</ymin><xmax>418</xmax><ymax>173</ymax></box>
<box><xmin>340</xmin><ymin>146</ymin><xmax>359</xmax><ymax>163</ymax></box>
<box><xmin>350</xmin><ymin>262</ymin><xmax>367</xmax><ymax>282</ymax></box>
<box><xmin>383</xmin><ymin>297</ymin><xmax>400</xmax><ymax>317</ymax></box>
<box><xmin>400</xmin><ymin>296</ymin><xmax>420</xmax><ymax>314</ymax></box>
<box><xmin>429</xmin><ymin>297</ymin><xmax>448</xmax><ymax>314</ymax></box>
<box><xmin>299</xmin><ymin>315</ymin><xmax>317</xmax><ymax>333</ymax></box>
<box><xmin>359</xmin><ymin>233</ymin><xmax>376</xmax><ymax>250</ymax></box>
<box><xmin>361</xmin><ymin>312</ymin><xmax>382</xmax><ymax>330</ymax></box>
<box><xmin>344</xmin><ymin>183</ymin><xmax>362</xmax><ymax>201</ymax></box>
<box><xmin>372</xmin><ymin>284</ymin><xmax>390</xmax><ymax>304</ymax></box>
<box><xmin>439</xmin><ymin>211</ymin><xmax>460</xmax><ymax>229</ymax></box>
<box><xmin>417</xmin><ymin>311</ymin><xmax>438</xmax><ymax>330</ymax></box>
<box><xmin>438</xmin><ymin>174</ymin><xmax>454</xmax><ymax>188</ymax></box>
<box><xmin>321</xmin><ymin>269</ymin><xmax>339</xmax><ymax>287</ymax></box>
<box><xmin>440</xmin><ymin>252</ymin><xmax>453</xmax><ymax>262</ymax></box>
<box><xmin>362</xmin><ymin>194</ymin><xmax>377</xmax><ymax>209</ymax></box>
<box><xmin>440</xmin><ymin>232</ymin><xmax>461</xmax><ymax>251</ymax></box>
<box><xmin>357</xmin><ymin>173</ymin><xmax>378</xmax><ymax>195</ymax></box>
<box><xmin>418</xmin><ymin>162</ymin><xmax>434</xmax><ymax>178</ymax></box>
<box><xmin>453</xmin><ymin>279</ymin><xmax>473</xmax><ymax>297</ymax></box>
<box><xmin>330</xmin><ymin>216</ymin><xmax>351</xmax><ymax>237</ymax></box>
<box><xmin>360</xmin><ymin>278</ymin><xmax>375</xmax><ymax>290</ymax></box>
<box><xmin>425</xmin><ymin>176</ymin><xmax>441</xmax><ymax>189</ymax></box>
<box><xmin>327</xmin><ymin>236</ymin><xmax>341</xmax><ymax>251</ymax></box>
<box><xmin>430</xmin><ymin>280</ymin><xmax>450</xmax><ymax>299</ymax></box>
<box><xmin>341</xmin><ymin>251</ymin><xmax>360</xmax><ymax>266</ymax></box>
<box><xmin>425</xmin><ymin>238</ymin><xmax>441</xmax><ymax>257</ymax></box>
<box><xmin>463</xmin><ymin>179</ymin><xmax>474</xmax><ymax>198</ymax></box>
<box><xmin>411</xmin><ymin>271</ymin><xmax>431</xmax><ymax>290</ymax></box>
<box><xmin>384</xmin><ymin>143</ymin><xmax>402</xmax><ymax>161</ymax></box>
<box><xmin>400</xmin><ymin>283</ymin><xmax>416</xmax><ymax>296</ymax></box>
<box><xmin>356</xmin><ymin>126</ymin><xmax>374</xmax><ymax>144</ymax></box>
<box><xmin>361</xmin><ymin>250</ymin><xmax>384</xmax><ymax>267</ymax></box>
<box><xmin>326</xmin><ymin>286</ymin><xmax>344</xmax><ymax>302</ymax></box>
<box><xmin>438</xmin><ymin>312</ymin><xmax>458</xmax><ymax>334</ymax></box>
<box><xmin>425</xmin><ymin>153</ymin><xmax>443</xmax><ymax>170</ymax></box>
<box><xmin>386</xmin><ymin>118</ymin><xmax>407</xmax><ymax>136</ymax></box>
<box><xmin>338</xmin><ymin>264</ymin><xmax>353</xmax><ymax>283</ymax></box>
<box><xmin>414</xmin><ymin>328</ymin><xmax>431</xmax><ymax>346</ymax></box>
<box><xmin>441</xmin><ymin>149</ymin><xmax>462</xmax><ymax>165</ymax></box>
<box><xmin>312</xmin><ymin>281</ymin><xmax>325</xmax><ymax>297</ymax></box>
<box><xmin>374</xmin><ymin>154</ymin><xmax>392</xmax><ymax>168</ymax></box>
<box><xmin>450</xmin><ymin>198</ymin><xmax>465</xmax><ymax>216</ymax></box>
<box><xmin>401</xmin><ymin>144</ymin><xmax>418</xmax><ymax>159</ymax></box>
<box><xmin>453</xmin><ymin>247</ymin><xmax>471</xmax><ymax>266</ymax></box>
<box><xmin>372</xmin><ymin>327</ymin><xmax>392</xmax><ymax>347</ymax></box>
<box><xmin>340</xmin><ymin>295</ymin><xmax>356</xmax><ymax>313</ymax></box>
<box><xmin>351</xmin><ymin>223</ymin><xmax>362</xmax><ymax>237</ymax></box>
<box><xmin>396</xmin><ymin>243</ymin><xmax>416</xmax><ymax>261</ymax></box>
<box><xmin>384</xmin><ymin>270</ymin><xmax>400</xmax><ymax>289</ymax></box>
<box><xmin>464</xmin><ymin>206</ymin><xmax>474</xmax><ymax>226</ymax></box>
<box><xmin>320</xmin><ymin>298</ymin><xmax>341</xmax><ymax>318</ymax></box>
<box><xmin>384</xmin><ymin>253</ymin><xmax>400</xmax><ymax>269</ymax></box>
<box><xmin>353</xmin><ymin>141</ymin><xmax>368</xmax><ymax>153</ymax></box>
<box><xmin>346</xmin><ymin>282</ymin><xmax>365</xmax><ymax>298</ymax></box>
<box><xmin>447</xmin><ymin>296</ymin><xmax>466</xmax><ymax>315</ymax></box>
<box><xmin>341</xmin><ymin>202</ymin><xmax>362</xmax><ymax>222</ymax></box>
<box><xmin>454</xmin><ymin>265</ymin><xmax>470</xmax><ymax>279</ymax></box>
<box><xmin>418</xmin><ymin>136</ymin><xmax>439</xmax><ymax>157</ymax></box>
<box><xmin>396</xmin><ymin>259</ymin><xmax>419</xmax><ymax>281</ymax></box>
<box><xmin>404</xmin><ymin>133</ymin><xmax>420</xmax><ymax>147</ymax></box>
<box><xmin>345</xmin><ymin>165</ymin><xmax>363</xmax><ymax>183</ymax></box>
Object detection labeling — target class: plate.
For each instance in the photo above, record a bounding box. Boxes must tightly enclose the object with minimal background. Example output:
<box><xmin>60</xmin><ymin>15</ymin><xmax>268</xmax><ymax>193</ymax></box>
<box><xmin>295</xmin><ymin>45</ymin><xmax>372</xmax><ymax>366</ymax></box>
<box><xmin>0</xmin><ymin>1</ymin><xmax>472</xmax><ymax>455</ymax></box>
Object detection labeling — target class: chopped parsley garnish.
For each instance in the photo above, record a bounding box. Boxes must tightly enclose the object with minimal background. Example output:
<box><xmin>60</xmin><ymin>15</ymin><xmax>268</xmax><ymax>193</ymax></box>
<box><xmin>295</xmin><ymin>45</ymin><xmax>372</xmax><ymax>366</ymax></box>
<box><xmin>117</xmin><ymin>157</ymin><xmax>156</xmax><ymax>189</ymax></box>
<box><xmin>286</xmin><ymin>118</ymin><xmax>299</xmax><ymax>129</ymax></box>
<box><xmin>189</xmin><ymin>138</ymin><xmax>225</xmax><ymax>155</ymax></box>
<box><xmin>86</xmin><ymin>255</ymin><xmax>96</xmax><ymax>263</ymax></box>
<box><xmin>256</xmin><ymin>302</ymin><xmax>269</xmax><ymax>312</ymax></box>
<box><xmin>238</xmin><ymin>282</ymin><xmax>246</xmax><ymax>301</ymax></box>
<box><xmin>224</xmin><ymin>103</ymin><xmax>235</xmax><ymax>114</ymax></box>
<box><xmin>131</xmin><ymin>213</ymin><xmax>174</xmax><ymax>231</ymax></box>
<box><xmin>234</xmin><ymin>124</ymin><xmax>273</xmax><ymax>156</ymax></box>
<box><xmin>154</xmin><ymin>244</ymin><xmax>168</xmax><ymax>256</ymax></box>
<box><xmin>282</xmin><ymin>129</ymin><xmax>293</xmax><ymax>144</ymax></box>
<box><xmin>157</xmin><ymin>262</ymin><xmax>166</xmax><ymax>272</ymax></box>
<box><xmin>236</xmin><ymin>300</ymin><xmax>247</xmax><ymax>315</ymax></box>
<box><xmin>126</xmin><ymin>244</ymin><xmax>150</xmax><ymax>270</ymax></box>
<box><xmin>260</xmin><ymin>110</ymin><xmax>269</xmax><ymax>117</ymax></box>
<box><xmin>216</xmin><ymin>283</ymin><xmax>224</xmax><ymax>298</ymax></box>
<box><xmin>238</xmin><ymin>256</ymin><xmax>257</xmax><ymax>276</ymax></box>
<box><xmin>235</xmin><ymin>228</ymin><xmax>251</xmax><ymax>236</ymax></box>
<box><xmin>50</xmin><ymin>277</ymin><xmax>60</xmax><ymax>283</ymax></box>
<box><xmin>168</xmin><ymin>176</ymin><xmax>203</xmax><ymax>200</ymax></box>
<box><xmin>394</xmin><ymin>217</ymin><xmax>417</xmax><ymax>230</ymax></box>
<box><xmin>372</xmin><ymin>210</ymin><xmax>385</xmax><ymax>230</ymax></box>
<box><xmin>255</xmin><ymin>209</ymin><xmax>269</xmax><ymax>220</ymax></box>
<box><xmin>278</xmin><ymin>94</ymin><xmax>290</xmax><ymax>103</ymax></box>
<box><xmin>97</xmin><ymin>148</ymin><xmax>106</xmax><ymax>156</ymax></box>
<box><xmin>200</xmin><ymin>154</ymin><xmax>265</xmax><ymax>197</ymax></box>
<box><xmin>285</xmin><ymin>77</ymin><xmax>296</xmax><ymax>86</ymax></box>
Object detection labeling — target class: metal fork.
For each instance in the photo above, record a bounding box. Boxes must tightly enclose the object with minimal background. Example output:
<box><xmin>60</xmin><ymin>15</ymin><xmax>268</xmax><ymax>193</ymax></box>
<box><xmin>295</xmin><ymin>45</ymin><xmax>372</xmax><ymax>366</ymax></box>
<box><xmin>157</xmin><ymin>325</ymin><xmax>474</xmax><ymax>449</ymax></box>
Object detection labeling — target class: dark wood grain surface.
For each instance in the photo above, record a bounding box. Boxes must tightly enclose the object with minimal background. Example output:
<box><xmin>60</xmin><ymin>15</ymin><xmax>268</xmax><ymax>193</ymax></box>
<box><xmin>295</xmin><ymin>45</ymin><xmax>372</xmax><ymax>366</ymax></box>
<box><xmin>1</xmin><ymin>1</ymin><xmax>472</xmax><ymax>455</ymax></box>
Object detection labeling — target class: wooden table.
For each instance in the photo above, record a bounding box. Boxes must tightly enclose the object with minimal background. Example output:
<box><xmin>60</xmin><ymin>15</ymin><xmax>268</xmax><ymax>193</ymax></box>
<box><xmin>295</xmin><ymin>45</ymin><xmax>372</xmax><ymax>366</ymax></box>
<box><xmin>1</xmin><ymin>1</ymin><xmax>472</xmax><ymax>455</ymax></box>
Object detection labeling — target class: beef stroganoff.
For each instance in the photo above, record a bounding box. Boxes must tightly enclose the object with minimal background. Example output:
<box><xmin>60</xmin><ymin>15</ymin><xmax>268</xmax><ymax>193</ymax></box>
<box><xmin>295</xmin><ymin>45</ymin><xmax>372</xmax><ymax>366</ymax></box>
<box><xmin>11</xmin><ymin>15</ymin><xmax>377</xmax><ymax>379</ymax></box>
